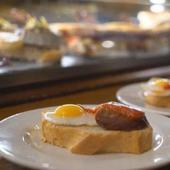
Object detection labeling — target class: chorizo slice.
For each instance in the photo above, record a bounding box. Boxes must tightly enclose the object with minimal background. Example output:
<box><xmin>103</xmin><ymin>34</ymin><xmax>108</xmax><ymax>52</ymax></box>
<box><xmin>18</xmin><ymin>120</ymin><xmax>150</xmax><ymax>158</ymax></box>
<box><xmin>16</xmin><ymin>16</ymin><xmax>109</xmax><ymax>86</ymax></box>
<box><xmin>95</xmin><ymin>102</ymin><xmax>148</xmax><ymax>131</ymax></box>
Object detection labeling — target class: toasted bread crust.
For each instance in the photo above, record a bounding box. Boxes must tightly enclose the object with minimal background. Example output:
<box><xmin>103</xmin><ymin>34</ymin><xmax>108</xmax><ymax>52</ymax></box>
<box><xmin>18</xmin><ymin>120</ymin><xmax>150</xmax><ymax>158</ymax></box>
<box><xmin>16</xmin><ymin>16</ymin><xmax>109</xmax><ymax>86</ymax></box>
<box><xmin>145</xmin><ymin>94</ymin><xmax>170</xmax><ymax>108</ymax></box>
<box><xmin>41</xmin><ymin>119</ymin><xmax>152</xmax><ymax>155</ymax></box>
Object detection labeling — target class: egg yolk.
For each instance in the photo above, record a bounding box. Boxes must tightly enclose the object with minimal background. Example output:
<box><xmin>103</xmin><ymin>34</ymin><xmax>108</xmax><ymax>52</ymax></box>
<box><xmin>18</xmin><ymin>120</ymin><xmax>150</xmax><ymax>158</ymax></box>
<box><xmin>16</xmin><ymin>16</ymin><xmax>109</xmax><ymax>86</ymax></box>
<box><xmin>153</xmin><ymin>79</ymin><xmax>170</xmax><ymax>89</ymax></box>
<box><xmin>55</xmin><ymin>104</ymin><xmax>84</xmax><ymax>118</ymax></box>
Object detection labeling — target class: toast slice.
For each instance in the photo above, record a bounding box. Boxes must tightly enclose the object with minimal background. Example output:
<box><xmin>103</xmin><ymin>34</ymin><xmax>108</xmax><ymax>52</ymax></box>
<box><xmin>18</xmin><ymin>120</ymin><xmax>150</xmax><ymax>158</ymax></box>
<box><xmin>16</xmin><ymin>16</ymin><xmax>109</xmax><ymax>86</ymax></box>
<box><xmin>145</xmin><ymin>94</ymin><xmax>170</xmax><ymax>108</ymax></box>
<box><xmin>0</xmin><ymin>44</ymin><xmax>61</xmax><ymax>63</ymax></box>
<box><xmin>41</xmin><ymin>119</ymin><xmax>152</xmax><ymax>155</ymax></box>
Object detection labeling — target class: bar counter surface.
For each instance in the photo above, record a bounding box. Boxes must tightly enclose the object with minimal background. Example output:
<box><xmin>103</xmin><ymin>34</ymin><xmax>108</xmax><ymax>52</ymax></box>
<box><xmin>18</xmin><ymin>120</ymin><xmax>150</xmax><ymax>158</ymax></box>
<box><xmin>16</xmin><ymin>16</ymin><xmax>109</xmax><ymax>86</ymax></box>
<box><xmin>0</xmin><ymin>65</ymin><xmax>170</xmax><ymax>170</ymax></box>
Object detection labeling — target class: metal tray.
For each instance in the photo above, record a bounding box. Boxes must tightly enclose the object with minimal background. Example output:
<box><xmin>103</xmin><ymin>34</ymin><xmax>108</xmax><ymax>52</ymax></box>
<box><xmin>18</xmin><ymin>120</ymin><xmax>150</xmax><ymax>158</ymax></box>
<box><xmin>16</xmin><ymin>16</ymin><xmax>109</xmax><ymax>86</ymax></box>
<box><xmin>0</xmin><ymin>54</ymin><xmax>170</xmax><ymax>90</ymax></box>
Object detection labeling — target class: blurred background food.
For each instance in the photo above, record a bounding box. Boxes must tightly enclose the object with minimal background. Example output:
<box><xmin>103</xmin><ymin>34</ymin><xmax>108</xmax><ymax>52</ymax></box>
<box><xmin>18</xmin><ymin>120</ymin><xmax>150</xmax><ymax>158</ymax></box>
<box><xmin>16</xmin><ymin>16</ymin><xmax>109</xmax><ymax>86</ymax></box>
<box><xmin>0</xmin><ymin>0</ymin><xmax>170</xmax><ymax>89</ymax></box>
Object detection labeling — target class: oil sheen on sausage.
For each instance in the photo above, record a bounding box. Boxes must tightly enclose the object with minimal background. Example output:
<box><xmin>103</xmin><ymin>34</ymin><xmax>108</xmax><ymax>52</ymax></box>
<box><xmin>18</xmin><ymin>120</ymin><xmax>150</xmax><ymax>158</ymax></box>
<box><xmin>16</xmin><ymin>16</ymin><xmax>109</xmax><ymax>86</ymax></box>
<box><xmin>95</xmin><ymin>102</ymin><xmax>148</xmax><ymax>131</ymax></box>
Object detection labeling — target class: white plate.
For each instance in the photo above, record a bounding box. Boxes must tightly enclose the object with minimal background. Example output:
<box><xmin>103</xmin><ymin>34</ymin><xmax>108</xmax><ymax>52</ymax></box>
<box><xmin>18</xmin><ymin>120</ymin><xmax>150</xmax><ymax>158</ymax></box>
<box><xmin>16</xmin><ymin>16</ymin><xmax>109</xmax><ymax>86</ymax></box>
<box><xmin>117</xmin><ymin>83</ymin><xmax>170</xmax><ymax>116</ymax></box>
<box><xmin>0</xmin><ymin>106</ymin><xmax>170</xmax><ymax>170</ymax></box>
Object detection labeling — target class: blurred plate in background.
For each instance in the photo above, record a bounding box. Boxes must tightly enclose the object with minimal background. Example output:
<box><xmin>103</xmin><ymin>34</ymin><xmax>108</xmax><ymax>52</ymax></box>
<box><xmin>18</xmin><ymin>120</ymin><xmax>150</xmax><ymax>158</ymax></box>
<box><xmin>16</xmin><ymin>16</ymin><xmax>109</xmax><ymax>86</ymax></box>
<box><xmin>116</xmin><ymin>83</ymin><xmax>170</xmax><ymax>116</ymax></box>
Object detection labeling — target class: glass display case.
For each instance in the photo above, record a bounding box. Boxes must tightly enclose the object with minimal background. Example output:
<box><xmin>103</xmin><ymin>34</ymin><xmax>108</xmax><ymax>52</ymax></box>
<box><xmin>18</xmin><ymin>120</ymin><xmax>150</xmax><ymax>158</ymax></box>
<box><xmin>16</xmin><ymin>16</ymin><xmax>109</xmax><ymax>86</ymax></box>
<box><xmin>0</xmin><ymin>0</ymin><xmax>170</xmax><ymax>88</ymax></box>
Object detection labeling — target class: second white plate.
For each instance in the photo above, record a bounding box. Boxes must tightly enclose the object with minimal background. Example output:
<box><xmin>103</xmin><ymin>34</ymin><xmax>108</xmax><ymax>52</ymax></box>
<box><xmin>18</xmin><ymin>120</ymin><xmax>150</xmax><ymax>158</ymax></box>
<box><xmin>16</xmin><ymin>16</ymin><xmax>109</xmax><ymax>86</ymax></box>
<box><xmin>0</xmin><ymin>106</ymin><xmax>170</xmax><ymax>170</ymax></box>
<box><xmin>116</xmin><ymin>83</ymin><xmax>170</xmax><ymax>116</ymax></box>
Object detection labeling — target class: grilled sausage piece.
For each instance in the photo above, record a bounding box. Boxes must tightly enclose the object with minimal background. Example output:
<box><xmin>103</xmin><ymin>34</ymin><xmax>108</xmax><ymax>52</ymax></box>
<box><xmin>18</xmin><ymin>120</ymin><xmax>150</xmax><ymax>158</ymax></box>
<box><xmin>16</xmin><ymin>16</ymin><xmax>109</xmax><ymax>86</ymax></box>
<box><xmin>95</xmin><ymin>103</ymin><xmax>148</xmax><ymax>131</ymax></box>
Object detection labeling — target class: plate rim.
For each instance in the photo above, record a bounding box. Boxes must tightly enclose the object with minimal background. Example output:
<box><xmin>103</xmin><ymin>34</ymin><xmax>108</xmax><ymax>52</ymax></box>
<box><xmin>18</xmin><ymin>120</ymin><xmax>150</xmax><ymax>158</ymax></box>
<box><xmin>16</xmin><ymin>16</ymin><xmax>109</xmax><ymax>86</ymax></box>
<box><xmin>116</xmin><ymin>82</ymin><xmax>170</xmax><ymax>116</ymax></box>
<box><xmin>0</xmin><ymin>105</ymin><xmax>170</xmax><ymax>170</ymax></box>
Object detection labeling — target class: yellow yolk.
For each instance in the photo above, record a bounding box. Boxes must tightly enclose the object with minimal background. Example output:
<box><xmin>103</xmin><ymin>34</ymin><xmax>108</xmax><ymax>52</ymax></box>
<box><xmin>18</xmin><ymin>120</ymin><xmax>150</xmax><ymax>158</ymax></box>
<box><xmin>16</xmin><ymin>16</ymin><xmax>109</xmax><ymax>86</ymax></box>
<box><xmin>54</xmin><ymin>104</ymin><xmax>84</xmax><ymax>118</ymax></box>
<box><xmin>154</xmin><ymin>79</ymin><xmax>169</xmax><ymax>87</ymax></box>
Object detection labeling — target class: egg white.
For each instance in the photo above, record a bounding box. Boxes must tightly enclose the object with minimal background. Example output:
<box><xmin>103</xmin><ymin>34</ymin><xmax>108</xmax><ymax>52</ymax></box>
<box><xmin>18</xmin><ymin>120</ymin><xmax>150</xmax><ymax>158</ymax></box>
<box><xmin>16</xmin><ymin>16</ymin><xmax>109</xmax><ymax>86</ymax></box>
<box><xmin>43</xmin><ymin>111</ymin><xmax>97</xmax><ymax>126</ymax></box>
<box><xmin>143</xmin><ymin>79</ymin><xmax>170</xmax><ymax>97</ymax></box>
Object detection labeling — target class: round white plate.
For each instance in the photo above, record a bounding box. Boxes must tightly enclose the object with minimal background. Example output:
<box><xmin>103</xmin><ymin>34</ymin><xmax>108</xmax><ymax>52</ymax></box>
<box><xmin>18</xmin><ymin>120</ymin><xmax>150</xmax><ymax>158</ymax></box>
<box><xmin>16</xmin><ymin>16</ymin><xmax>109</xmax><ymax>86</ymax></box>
<box><xmin>117</xmin><ymin>83</ymin><xmax>170</xmax><ymax>116</ymax></box>
<box><xmin>0</xmin><ymin>106</ymin><xmax>170</xmax><ymax>170</ymax></box>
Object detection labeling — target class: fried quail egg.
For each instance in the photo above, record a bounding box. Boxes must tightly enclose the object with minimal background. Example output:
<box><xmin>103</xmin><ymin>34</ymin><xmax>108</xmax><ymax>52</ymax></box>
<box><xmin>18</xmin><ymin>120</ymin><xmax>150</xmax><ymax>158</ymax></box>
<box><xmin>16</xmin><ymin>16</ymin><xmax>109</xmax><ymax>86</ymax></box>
<box><xmin>143</xmin><ymin>78</ymin><xmax>170</xmax><ymax>96</ymax></box>
<box><xmin>43</xmin><ymin>104</ymin><xmax>97</xmax><ymax>126</ymax></box>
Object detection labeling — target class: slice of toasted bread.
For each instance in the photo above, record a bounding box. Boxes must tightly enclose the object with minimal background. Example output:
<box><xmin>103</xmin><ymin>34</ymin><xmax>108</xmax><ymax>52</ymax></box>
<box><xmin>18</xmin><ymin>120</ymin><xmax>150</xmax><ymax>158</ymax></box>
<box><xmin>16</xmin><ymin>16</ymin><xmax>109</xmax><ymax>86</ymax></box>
<box><xmin>145</xmin><ymin>94</ymin><xmax>170</xmax><ymax>108</ymax></box>
<box><xmin>0</xmin><ymin>45</ymin><xmax>62</xmax><ymax>63</ymax></box>
<box><xmin>41</xmin><ymin>119</ymin><xmax>152</xmax><ymax>155</ymax></box>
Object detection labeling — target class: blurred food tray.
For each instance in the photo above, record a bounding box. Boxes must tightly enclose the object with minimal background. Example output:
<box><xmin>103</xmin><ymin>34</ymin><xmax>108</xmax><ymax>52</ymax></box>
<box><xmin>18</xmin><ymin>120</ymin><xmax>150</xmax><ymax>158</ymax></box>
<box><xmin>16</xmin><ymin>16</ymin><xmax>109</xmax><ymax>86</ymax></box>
<box><xmin>0</xmin><ymin>54</ymin><xmax>170</xmax><ymax>90</ymax></box>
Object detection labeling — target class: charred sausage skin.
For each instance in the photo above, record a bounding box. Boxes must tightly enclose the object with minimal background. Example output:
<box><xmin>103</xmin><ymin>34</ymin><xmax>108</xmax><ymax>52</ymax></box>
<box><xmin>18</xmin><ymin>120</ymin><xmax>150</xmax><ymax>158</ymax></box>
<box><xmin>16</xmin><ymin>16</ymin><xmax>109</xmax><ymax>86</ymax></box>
<box><xmin>95</xmin><ymin>102</ymin><xmax>149</xmax><ymax>131</ymax></box>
